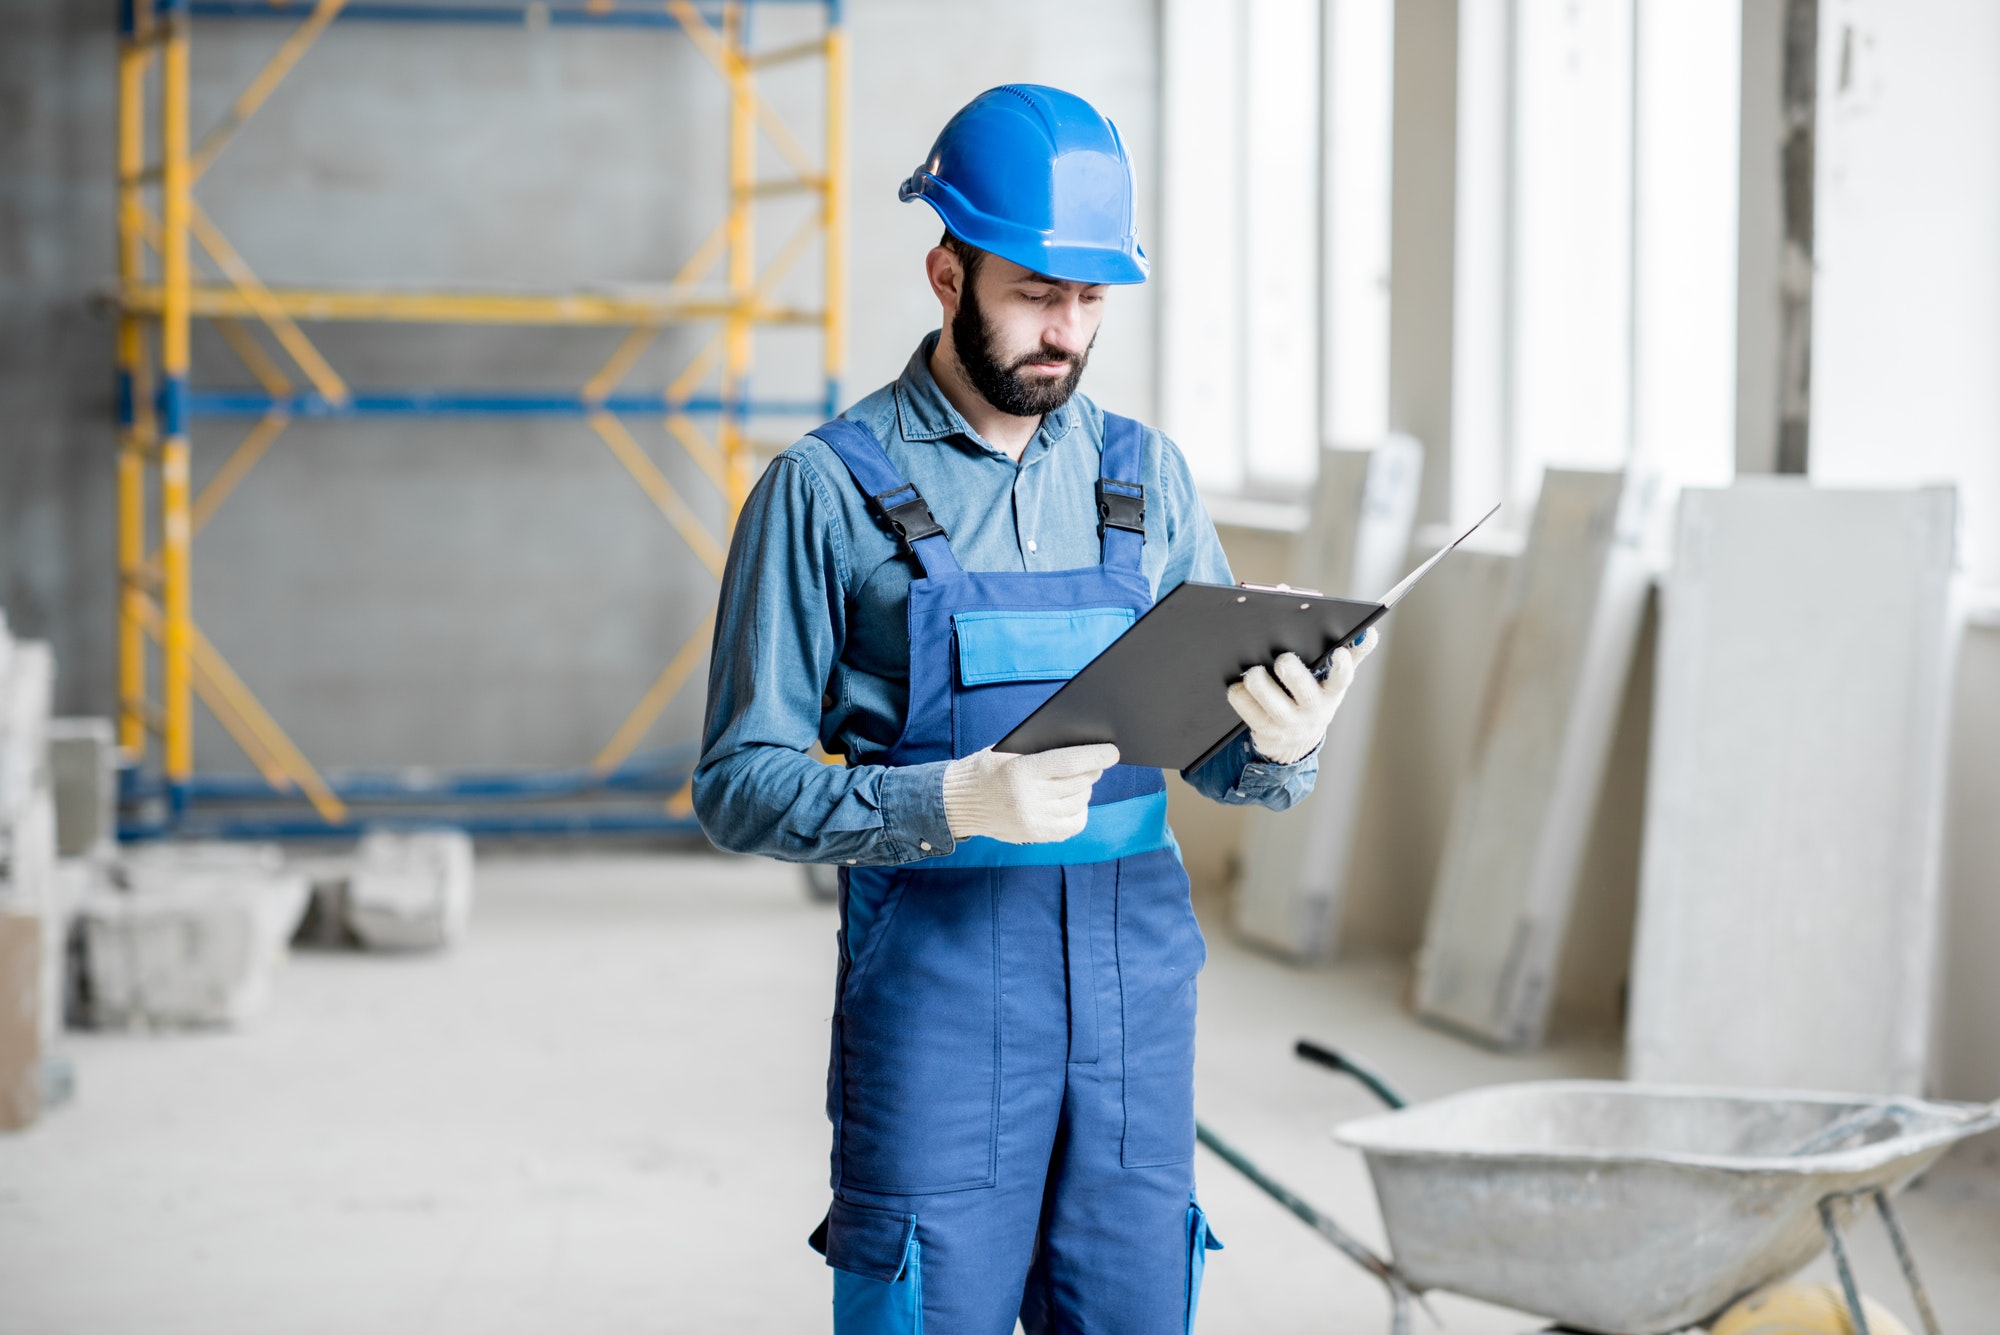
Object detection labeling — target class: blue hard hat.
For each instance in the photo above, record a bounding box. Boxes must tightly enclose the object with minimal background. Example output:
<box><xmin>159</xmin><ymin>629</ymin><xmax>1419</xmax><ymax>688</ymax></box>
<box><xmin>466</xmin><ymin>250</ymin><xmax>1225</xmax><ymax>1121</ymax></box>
<box><xmin>900</xmin><ymin>85</ymin><xmax>1148</xmax><ymax>286</ymax></box>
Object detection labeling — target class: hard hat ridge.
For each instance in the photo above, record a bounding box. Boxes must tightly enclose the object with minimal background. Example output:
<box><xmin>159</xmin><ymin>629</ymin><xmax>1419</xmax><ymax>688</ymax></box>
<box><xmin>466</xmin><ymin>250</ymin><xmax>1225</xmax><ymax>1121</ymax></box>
<box><xmin>899</xmin><ymin>84</ymin><xmax>1149</xmax><ymax>286</ymax></box>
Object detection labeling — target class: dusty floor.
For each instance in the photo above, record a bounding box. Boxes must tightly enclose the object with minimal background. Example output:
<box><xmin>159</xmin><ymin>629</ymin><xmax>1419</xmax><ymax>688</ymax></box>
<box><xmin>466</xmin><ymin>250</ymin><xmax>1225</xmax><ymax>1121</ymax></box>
<box><xmin>1</xmin><ymin>850</ymin><xmax>1994</xmax><ymax>1334</ymax></box>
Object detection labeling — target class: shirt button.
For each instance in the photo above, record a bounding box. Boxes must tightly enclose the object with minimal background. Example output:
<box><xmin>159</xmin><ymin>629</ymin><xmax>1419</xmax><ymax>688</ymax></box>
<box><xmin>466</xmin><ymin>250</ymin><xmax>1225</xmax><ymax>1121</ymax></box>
<box><xmin>821</xmin><ymin>690</ymin><xmax>836</xmax><ymax>711</ymax></box>
<box><xmin>846</xmin><ymin>859</ymin><xmax>857</xmax><ymax>865</ymax></box>
<box><xmin>919</xmin><ymin>840</ymin><xmax>932</xmax><ymax>852</ymax></box>
<box><xmin>1026</xmin><ymin>539</ymin><xmax>1038</xmax><ymax>553</ymax></box>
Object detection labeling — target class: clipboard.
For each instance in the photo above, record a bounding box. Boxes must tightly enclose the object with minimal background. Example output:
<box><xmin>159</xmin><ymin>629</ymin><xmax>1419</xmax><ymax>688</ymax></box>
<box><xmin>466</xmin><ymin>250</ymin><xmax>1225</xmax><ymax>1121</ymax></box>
<box><xmin>997</xmin><ymin>503</ymin><xmax>1500</xmax><ymax>771</ymax></box>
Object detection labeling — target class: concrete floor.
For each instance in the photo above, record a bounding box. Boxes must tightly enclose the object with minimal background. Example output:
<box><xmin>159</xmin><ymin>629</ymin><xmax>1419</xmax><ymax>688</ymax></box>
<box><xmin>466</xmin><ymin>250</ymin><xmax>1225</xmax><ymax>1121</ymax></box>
<box><xmin>1</xmin><ymin>850</ymin><xmax>1994</xmax><ymax>1334</ymax></box>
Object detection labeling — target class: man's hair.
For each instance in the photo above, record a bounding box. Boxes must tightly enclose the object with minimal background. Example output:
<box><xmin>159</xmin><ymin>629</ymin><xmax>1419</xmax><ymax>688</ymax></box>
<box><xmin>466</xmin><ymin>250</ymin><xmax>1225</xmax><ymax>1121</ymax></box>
<box><xmin>941</xmin><ymin>230</ymin><xmax>987</xmax><ymax>284</ymax></box>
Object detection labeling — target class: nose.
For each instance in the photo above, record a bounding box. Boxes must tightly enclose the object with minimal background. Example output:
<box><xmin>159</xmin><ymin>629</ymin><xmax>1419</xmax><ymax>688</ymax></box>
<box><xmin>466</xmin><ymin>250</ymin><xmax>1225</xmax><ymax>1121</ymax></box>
<box><xmin>1043</xmin><ymin>297</ymin><xmax>1092</xmax><ymax>356</ymax></box>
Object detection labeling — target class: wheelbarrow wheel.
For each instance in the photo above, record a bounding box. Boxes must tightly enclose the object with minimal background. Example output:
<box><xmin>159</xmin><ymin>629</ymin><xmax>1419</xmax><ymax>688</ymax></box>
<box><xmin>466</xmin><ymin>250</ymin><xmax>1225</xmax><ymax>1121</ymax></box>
<box><xmin>1710</xmin><ymin>1282</ymin><xmax>1912</xmax><ymax>1335</ymax></box>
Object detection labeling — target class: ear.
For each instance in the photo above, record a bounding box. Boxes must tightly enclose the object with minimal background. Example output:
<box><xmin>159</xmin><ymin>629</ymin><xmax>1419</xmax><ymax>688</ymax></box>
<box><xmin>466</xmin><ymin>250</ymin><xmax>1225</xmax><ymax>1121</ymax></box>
<box><xmin>925</xmin><ymin>245</ymin><xmax>964</xmax><ymax>318</ymax></box>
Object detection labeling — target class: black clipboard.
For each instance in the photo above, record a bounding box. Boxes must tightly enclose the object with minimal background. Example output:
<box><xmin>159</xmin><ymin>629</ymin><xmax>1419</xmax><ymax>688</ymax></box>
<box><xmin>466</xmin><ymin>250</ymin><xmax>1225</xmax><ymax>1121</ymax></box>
<box><xmin>997</xmin><ymin>504</ymin><xmax>1499</xmax><ymax>771</ymax></box>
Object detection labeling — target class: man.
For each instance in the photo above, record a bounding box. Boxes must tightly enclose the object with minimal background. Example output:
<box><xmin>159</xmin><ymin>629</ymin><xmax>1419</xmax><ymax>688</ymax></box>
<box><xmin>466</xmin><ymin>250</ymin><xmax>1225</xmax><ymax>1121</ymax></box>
<box><xmin>694</xmin><ymin>85</ymin><xmax>1373</xmax><ymax>1334</ymax></box>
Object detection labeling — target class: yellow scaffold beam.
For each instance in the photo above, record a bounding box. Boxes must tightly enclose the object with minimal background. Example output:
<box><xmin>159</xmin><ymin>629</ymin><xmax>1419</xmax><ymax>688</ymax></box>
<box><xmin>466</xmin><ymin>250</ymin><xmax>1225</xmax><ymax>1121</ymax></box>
<box><xmin>188</xmin><ymin>201</ymin><xmax>351</xmax><ymax>403</ymax></box>
<box><xmin>133</xmin><ymin>597</ymin><xmax>349</xmax><ymax>824</ymax></box>
<box><xmin>581</xmin><ymin>213</ymin><xmax>735</xmax><ymax>401</ymax></box>
<box><xmin>110</xmin><ymin>0</ymin><xmax>846</xmax><ymax>821</ymax></box>
<box><xmin>212</xmin><ymin>316</ymin><xmax>297</xmax><ymax>395</ymax></box>
<box><xmin>188</xmin><ymin>0</ymin><xmax>350</xmax><ymax>183</ymax></box>
<box><xmin>116</xmin><ymin>12</ymin><xmax>155</xmax><ymax>758</ymax></box>
<box><xmin>119</xmin><ymin>283</ymin><xmax>824</xmax><ymax>328</ymax></box>
<box><xmin>587</xmin><ymin>411</ymin><xmax>727</xmax><ymax>577</ymax></box>
<box><xmin>191</xmin><ymin>412</ymin><xmax>290</xmax><ymax>534</ymax></box>
<box><xmin>160</xmin><ymin>6</ymin><xmax>194</xmax><ymax>788</ymax></box>
<box><xmin>592</xmin><ymin>611</ymin><xmax>716</xmax><ymax>775</ymax></box>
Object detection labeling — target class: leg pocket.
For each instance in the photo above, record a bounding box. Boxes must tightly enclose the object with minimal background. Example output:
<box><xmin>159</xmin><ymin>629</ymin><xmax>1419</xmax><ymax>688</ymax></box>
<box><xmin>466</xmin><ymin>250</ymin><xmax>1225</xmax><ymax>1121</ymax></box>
<box><xmin>1118</xmin><ymin>851</ymin><xmax>1205</xmax><ymax>1167</ymax></box>
<box><xmin>838</xmin><ymin>866</ymin><xmax>999</xmax><ymax>1193</ymax></box>
<box><xmin>1184</xmin><ymin>1198</ymin><xmax>1224</xmax><ymax>1332</ymax></box>
<box><xmin>814</xmin><ymin>1198</ymin><xmax>924</xmax><ymax>1335</ymax></box>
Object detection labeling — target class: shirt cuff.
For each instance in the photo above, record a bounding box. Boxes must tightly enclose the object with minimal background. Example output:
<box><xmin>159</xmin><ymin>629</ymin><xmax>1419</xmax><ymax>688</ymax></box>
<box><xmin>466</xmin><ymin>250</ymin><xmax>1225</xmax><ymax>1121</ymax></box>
<box><xmin>1229</xmin><ymin>735</ymin><xmax>1318</xmax><ymax>800</ymax></box>
<box><xmin>879</xmin><ymin>758</ymin><xmax>957</xmax><ymax>861</ymax></box>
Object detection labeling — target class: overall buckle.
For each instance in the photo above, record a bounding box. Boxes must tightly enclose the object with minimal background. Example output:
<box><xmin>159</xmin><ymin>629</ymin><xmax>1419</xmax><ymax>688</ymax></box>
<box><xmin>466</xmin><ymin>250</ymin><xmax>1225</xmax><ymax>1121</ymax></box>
<box><xmin>1096</xmin><ymin>478</ymin><xmax>1146</xmax><ymax>536</ymax></box>
<box><xmin>870</xmin><ymin>484</ymin><xmax>947</xmax><ymax>546</ymax></box>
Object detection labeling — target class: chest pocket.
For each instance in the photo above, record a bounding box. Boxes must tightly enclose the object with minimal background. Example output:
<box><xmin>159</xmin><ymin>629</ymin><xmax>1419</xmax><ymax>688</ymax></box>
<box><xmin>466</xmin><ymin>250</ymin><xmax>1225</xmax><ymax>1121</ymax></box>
<box><xmin>950</xmin><ymin>607</ymin><xmax>1134</xmax><ymax>755</ymax></box>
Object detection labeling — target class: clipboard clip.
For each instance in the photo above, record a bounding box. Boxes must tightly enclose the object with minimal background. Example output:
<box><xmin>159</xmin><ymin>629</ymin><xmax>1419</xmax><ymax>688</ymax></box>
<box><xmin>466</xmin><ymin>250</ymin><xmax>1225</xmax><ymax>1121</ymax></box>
<box><xmin>1237</xmin><ymin>582</ymin><xmax>1326</xmax><ymax>597</ymax></box>
<box><xmin>1096</xmin><ymin>478</ymin><xmax>1146</xmax><ymax>537</ymax></box>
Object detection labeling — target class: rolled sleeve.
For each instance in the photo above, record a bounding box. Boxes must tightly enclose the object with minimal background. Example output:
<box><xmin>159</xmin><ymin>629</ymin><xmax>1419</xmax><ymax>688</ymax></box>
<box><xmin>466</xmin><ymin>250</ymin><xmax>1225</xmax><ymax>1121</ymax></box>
<box><xmin>878</xmin><ymin>760</ymin><xmax>957</xmax><ymax>859</ymax></box>
<box><xmin>693</xmin><ymin>455</ymin><xmax>954</xmax><ymax>865</ymax></box>
<box><xmin>1180</xmin><ymin>728</ymin><xmax>1320</xmax><ymax>811</ymax></box>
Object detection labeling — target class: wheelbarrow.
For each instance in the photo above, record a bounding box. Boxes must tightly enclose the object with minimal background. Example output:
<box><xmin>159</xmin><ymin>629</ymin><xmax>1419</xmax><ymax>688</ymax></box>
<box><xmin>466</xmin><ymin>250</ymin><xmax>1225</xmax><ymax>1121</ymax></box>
<box><xmin>1196</xmin><ymin>1040</ymin><xmax>2000</xmax><ymax>1334</ymax></box>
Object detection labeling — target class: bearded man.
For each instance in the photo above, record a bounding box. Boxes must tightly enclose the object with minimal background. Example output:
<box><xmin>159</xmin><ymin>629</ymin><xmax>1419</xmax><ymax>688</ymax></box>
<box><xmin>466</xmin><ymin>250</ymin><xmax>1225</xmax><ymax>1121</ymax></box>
<box><xmin>694</xmin><ymin>85</ymin><xmax>1372</xmax><ymax>1334</ymax></box>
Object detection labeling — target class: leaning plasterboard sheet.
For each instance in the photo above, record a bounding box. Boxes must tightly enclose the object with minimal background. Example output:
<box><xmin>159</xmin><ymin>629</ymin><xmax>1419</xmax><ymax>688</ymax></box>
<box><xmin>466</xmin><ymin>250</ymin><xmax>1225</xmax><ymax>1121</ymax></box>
<box><xmin>1414</xmin><ymin>468</ymin><xmax>1655</xmax><ymax>1049</ymax></box>
<box><xmin>1627</xmin><ymin>482</ymin><xmax>1958</xmax><ymax>1095</ymax></box>
<box><xmin>1234</xmin><ymin>438</ymin><xmax>1422</xmax><ymax>961</ymax></box>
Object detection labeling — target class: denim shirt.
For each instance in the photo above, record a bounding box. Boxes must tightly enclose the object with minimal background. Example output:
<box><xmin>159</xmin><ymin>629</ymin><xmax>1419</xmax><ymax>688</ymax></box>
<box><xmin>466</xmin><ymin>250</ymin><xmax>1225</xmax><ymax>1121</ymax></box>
<box><xmin>692</xmin><ymin>334</ymin><xmax>1319</xmax><ymax>865</ymax></box>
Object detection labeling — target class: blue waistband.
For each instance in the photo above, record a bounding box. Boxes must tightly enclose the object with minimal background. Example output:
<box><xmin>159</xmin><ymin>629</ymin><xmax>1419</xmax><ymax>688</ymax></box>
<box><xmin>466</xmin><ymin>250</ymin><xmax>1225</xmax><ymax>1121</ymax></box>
<box><xmin>915</xmin><ymin>790</ymin><xmax>1175</xmax><ymax>869</ymax></box>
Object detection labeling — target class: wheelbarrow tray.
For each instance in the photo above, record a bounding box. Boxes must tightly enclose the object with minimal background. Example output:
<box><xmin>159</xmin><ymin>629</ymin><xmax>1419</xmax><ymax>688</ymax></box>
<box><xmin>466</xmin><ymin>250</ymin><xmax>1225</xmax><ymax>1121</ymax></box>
<box><xmin>1334</xmin><ymin>1080</ymin><xmax>2000</xmax><ymax>1334</ymax></box>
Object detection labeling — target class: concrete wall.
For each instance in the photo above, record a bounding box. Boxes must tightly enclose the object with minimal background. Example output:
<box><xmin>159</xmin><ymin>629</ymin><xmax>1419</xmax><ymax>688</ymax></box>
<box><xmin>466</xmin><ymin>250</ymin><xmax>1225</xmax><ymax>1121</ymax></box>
<box><xmin>0</xmin><ymin>0</ymin><xmax>1157</xmax><ymax>773</ymax></box>
<box><xmin>1</xmin><ymin>1</ymin><xmax>119</xmax><ymax>721</ymax></box>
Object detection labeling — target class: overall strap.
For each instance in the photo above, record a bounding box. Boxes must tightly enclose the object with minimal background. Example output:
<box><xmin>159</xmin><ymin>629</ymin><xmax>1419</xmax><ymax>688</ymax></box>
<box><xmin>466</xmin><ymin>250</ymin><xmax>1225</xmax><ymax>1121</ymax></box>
<box><xmin>1096</xmin><ymin>412</ymin><xmax>1147</xmax><ymax>572</ymax></box>
<box><xmin>807</xmin><ymin>418</ymin><xmax>963</xmax><ymax>577</ymax></box>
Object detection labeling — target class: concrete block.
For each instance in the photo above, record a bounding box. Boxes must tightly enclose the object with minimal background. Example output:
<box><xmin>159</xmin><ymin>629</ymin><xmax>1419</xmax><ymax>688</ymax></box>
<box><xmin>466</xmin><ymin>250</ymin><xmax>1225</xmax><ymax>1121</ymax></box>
<box><xmin>75</xmin><ymin>862</ymin><xmax>310</xmax><ymax>1029</ymax></box>
<box><xmin>1627</xmin><ymin>483</ymin><xmax>1959</xmax><ymax>1095</ymax></box>
<box><xmin>124</xmin><ymin>841</ymin><xmax>285</xmax><ymax>879</ymax></box>
<box><xmin>47</xmin><ymin>718</ymin><xmax>116</xmax><ymax>859</ymax></box>
<box><xmin>344</xmin><ymin>830</ymin><xmax>475</xmax><ymax>952</ymax></box>
<box><xmin>1415</xmin><ymin>469</ymin><xmax>1657</xmax><ymax>1049</ymax></box>
<box><xmin>1234</xmin><ymin>438</ymin><xmax>1423</xmax><ymax>961</ymax></box>
<box><xmin>0</xmin><ymin>909</ymin><xmax>44</xmax><ymax>1131</ymax></box>
<box><xmin>0</xmin><ymin>786</ymin><xmax>57</xmax><ymax>916</ymax></box>
<box><xmin>0</xmin><ymin>641</ymin><xmax>53</xmax><ymax>825</ymax></box>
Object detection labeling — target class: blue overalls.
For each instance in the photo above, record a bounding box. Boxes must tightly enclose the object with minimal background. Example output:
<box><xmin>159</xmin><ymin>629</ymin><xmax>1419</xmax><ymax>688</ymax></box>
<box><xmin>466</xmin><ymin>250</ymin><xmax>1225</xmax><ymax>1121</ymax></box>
<box><xmin>804</xmin><ymin>413</ymin><xmax>1223</xmax><ymax>1334</ymax></box>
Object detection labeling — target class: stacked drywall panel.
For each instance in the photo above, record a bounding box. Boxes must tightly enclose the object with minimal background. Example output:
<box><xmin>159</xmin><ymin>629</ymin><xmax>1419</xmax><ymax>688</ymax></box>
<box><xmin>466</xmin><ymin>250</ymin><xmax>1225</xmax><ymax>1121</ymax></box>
<box><xmin>1414</xmin><ymin>469</ymin><xmax>1656</xmax><ymax>1049</ymax></box>
<box><xmin>1627</xmin><ymin>483</ymin><xmax>1959</xmax><ymax>1095</ymax></box>
<box><xmin>1234</xmin><ymin>438</ymin><xmax>1422</xmax><ymax>961</ymax></box>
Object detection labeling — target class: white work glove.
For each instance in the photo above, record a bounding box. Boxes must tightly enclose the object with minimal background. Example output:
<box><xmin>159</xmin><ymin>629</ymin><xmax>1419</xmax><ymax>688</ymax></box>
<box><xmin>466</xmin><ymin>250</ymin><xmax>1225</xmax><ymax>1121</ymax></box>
<box><xmin>942</xmin><ymin>743</ymin><xmax>1120</xmax><ymax>844</ymax></box>
<box><xmin>1227</xmin><ymin>630</ymin><xmax>1379</xmax><ymax>765</ymax></box>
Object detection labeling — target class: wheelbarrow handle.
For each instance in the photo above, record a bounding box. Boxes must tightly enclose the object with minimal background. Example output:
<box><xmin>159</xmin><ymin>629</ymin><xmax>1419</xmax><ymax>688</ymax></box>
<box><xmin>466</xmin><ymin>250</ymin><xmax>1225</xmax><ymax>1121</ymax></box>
<box><xmin>1294</xmin><ymin>1040</ymin><xmax>1410</xmax><ymax>1110</ymax></box>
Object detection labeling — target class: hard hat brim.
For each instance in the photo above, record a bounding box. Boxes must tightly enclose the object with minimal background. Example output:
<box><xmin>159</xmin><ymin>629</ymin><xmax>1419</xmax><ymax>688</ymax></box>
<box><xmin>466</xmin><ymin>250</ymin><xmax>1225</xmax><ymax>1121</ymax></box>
<box><xmin>902</xmin><ymin>174</ymin><xmax>1149</xmax><ymax>286</ymax></box>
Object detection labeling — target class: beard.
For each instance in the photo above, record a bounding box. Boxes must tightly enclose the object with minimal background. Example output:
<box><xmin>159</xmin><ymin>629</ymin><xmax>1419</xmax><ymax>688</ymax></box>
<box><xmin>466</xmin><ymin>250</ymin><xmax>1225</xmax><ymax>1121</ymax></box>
<box><xmin>951</xmin><ymin>280</ymin><xmax>1093</xmax><ymax>418</ymax></box>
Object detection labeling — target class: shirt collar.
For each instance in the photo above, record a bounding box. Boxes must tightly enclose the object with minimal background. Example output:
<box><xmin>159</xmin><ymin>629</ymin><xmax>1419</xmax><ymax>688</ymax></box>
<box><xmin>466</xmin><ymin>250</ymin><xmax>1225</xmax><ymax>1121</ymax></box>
<box><xmin>893</xmin><ymin>331</ymin><xmax>1079</xmax><ymax>465</ymax></box>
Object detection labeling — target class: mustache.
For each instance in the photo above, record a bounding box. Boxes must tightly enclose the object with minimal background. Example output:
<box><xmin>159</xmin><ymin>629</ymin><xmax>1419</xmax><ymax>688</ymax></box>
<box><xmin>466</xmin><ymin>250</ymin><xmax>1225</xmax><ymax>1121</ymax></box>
<box><xmin>1008</xmin><ymin>343</ymin><xmax>1085</xmax><ymax>372</ymax></box>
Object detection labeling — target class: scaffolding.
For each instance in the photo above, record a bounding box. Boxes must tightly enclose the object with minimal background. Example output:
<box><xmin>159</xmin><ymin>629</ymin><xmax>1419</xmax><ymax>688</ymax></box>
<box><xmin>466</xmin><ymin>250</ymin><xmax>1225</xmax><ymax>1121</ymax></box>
<box><xmin>113</xmin><ymin>0</ymin><xmax>846</xmax><ymax>838</ymax></box>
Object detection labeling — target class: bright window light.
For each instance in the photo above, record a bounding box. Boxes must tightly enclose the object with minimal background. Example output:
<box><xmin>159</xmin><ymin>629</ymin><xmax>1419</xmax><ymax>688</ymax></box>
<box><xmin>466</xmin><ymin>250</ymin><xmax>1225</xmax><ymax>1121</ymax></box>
<box><xmin>1324</xmin><ymin>0</ymin><xmax>1395</xmax><ymax>446</ymax></box>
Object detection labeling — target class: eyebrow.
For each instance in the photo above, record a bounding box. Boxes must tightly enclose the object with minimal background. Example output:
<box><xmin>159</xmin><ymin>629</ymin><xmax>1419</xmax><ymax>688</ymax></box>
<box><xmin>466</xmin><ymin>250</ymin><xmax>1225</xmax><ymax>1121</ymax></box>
<box><xmin>1012</xmin><ymin>273</ymin><xmax>1103</xmax><ymax>293</ymax></box>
